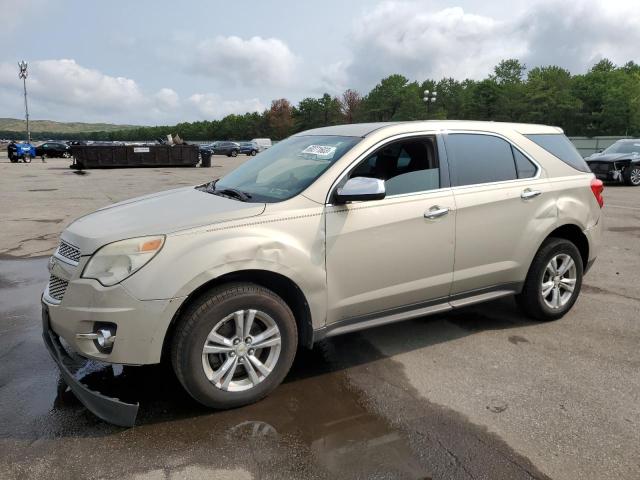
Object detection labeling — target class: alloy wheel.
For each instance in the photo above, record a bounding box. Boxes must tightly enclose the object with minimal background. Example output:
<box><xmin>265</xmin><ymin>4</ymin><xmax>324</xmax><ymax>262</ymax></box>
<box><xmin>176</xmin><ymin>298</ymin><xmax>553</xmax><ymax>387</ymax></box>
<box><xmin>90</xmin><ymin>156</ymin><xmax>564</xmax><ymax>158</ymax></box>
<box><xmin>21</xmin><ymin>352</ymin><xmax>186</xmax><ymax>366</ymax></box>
<box><xmin>202</xmin><ymin>309</ymin><xmax>281</xmax><ymax>392</ymax></box>
<box><xmin>541</xmin><ymin>254</ymin><xmax>577</xmax><ymax>309</ymax></box>
<box><xmin>630</xmin><ymin>167</ymin><xmax>640</xmax><ymax>185</ymax></box>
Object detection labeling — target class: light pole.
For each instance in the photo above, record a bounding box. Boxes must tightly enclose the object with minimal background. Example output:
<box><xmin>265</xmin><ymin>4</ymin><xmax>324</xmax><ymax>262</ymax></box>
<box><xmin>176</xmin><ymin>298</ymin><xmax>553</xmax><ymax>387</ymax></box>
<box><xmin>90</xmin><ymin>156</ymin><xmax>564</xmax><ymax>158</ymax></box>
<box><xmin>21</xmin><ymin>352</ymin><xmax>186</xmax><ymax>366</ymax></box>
<box><xmin>18</xmin><ymin>60</ymin><xmax>31</xmax><ymax>143</ymax></box>
<box><xmin>423</xmin><ymin>89</ymin><xmax>437</xmax><ymax>118</ymax></box>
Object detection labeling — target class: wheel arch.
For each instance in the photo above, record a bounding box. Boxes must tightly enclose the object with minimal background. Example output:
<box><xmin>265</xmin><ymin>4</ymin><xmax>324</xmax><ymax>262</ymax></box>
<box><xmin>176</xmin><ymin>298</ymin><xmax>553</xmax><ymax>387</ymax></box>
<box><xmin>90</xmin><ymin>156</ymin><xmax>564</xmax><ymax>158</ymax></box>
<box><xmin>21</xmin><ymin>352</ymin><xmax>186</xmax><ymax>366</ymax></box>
<box><xmin>161</xmin><ymin>269</ymin><xmax>315</xmax><ymax>361</ymax></box>
<box><xmin>537</xmin><ymin>223</ymin><xmax>589</xmax><ymax>269</ymax></box>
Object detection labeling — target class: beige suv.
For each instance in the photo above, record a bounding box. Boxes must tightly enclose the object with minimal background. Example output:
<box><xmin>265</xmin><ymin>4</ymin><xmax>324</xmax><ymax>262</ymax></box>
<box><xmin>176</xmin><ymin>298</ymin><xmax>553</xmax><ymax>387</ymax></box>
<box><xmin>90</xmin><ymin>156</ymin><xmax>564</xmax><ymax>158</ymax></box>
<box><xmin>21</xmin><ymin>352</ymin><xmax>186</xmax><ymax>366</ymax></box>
<box><xmin>42</xmin><ymin>121</ymin><xmax>603</xmax><ymax>426</ymax></box>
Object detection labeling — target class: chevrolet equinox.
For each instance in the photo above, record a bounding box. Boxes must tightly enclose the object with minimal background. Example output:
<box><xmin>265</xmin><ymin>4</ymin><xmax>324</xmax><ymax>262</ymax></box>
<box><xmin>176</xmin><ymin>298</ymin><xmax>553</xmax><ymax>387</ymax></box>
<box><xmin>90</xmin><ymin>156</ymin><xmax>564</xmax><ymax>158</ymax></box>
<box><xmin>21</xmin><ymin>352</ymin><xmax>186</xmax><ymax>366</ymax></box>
<box><xmin>42</xmin><ymin>121</ymin><xmax>604</xmax><ymax>426</ymax></box>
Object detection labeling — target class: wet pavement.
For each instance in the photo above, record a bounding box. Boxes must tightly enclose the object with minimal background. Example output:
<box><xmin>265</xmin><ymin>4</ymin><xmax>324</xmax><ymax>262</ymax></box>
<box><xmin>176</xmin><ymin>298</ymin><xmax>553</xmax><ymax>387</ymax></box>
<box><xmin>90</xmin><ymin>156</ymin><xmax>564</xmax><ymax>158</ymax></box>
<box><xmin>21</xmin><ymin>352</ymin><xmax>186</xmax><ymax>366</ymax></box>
<box><xmin>0</xmin><ymin>257</ymin><xmax>549</xmax><ymax>480</ymax></box>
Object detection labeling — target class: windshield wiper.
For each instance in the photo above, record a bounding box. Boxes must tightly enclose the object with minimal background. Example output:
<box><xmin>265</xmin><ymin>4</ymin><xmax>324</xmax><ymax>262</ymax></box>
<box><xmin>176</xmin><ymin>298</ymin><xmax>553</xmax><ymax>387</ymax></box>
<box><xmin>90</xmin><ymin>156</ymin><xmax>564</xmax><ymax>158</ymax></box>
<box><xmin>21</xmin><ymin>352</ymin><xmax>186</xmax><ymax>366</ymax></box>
<box><xmin>214</xmin><ymin>187</ymin><xmax>252</xmax><ymax>202</ymax></box>
<box><xmin>198</xmin><ymin>179</ymin><xmax>252</xmax><ymax>202</ymax></box>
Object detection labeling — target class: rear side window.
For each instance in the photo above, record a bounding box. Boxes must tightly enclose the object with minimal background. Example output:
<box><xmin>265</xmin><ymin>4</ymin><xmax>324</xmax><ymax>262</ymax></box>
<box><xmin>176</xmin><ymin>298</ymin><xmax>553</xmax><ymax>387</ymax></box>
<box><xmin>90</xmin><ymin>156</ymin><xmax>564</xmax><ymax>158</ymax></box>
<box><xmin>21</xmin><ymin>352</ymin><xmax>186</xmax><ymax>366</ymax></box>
<box><xmin>512</xmin><ymin>147</ymin><xmax>537</xmax><ymax>178</ymax></box>
<box><xmin>525</xmin><ymin>134</ymin><xmax>590</xmax><ymax>173</ymax></box>
<box><xmin>445</xmin><ymin>134</ymin><xmax>517</xmax><ymax>186</ymax></box>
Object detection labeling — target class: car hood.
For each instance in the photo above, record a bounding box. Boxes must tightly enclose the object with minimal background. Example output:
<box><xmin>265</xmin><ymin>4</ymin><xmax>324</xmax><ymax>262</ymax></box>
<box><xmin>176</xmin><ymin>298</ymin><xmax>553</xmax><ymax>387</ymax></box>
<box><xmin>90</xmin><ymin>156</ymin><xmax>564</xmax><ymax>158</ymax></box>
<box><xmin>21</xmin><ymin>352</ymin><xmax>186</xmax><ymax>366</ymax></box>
<box><xmin>61</xmin><ymin>186</ymin><xmax>266</xmax><ymax>254</ymax></box>
<box><xmin>586</xmin><ymin>153</ymin><xmax>637</xmax><ymax>162</ymax></box>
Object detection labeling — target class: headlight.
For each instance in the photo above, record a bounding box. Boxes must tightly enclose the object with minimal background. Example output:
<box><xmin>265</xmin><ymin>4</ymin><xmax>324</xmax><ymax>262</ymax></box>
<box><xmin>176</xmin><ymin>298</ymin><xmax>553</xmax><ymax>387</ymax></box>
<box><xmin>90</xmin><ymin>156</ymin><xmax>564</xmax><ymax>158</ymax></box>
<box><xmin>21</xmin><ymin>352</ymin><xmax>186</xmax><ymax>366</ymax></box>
<box><xmin>82</xmin><ymin>236</ymin><xmax>165</xmax><ymax>286</ymax></box>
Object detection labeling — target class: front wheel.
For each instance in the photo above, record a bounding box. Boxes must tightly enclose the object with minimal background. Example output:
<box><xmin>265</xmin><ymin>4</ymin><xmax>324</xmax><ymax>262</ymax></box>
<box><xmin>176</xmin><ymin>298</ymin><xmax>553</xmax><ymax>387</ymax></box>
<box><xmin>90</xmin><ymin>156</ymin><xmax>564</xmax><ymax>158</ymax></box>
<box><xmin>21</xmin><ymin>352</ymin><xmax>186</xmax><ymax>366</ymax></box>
<box><xmin>171</xmin><ymin>283</ymin><xmax>298</xmax><ymax>409</ymax></box>
<box><xmin>23</xmin><ymin>155</ymin><xmax>32</xmax><ymax>163</ymax></box>
<box><xmin>231</xmin><ymin>150</ymin><xmax>238</xmax><ymax>157</ymax></box>
<box><xmin>516</xmin><ymin>237</ymin><xmax>583</xmax><ymax>321</ymax></box>
<box><xmin>250</xmin><ymin>150</ymin><xmax>257</xmax><ymax>156</ymax></box>
<box><xmin>624</xmin><ymin>165</ymin><xmax>640</xmax><ymax>186</ymax></box>
<box><xmin>62</xmin><ymin>151</ymin><xmax>71</xmax><ymax>159</ymax></box>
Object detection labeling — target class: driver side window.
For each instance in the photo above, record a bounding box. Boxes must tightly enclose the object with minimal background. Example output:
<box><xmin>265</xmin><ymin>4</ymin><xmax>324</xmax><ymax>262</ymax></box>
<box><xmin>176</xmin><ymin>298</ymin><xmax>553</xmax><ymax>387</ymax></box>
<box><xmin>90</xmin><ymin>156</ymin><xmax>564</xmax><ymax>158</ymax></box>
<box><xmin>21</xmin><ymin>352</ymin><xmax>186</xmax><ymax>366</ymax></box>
<box><xmin>349</xmin><ymin>137</ymin><xmax>440</xmax><ymax>196</ymax></box>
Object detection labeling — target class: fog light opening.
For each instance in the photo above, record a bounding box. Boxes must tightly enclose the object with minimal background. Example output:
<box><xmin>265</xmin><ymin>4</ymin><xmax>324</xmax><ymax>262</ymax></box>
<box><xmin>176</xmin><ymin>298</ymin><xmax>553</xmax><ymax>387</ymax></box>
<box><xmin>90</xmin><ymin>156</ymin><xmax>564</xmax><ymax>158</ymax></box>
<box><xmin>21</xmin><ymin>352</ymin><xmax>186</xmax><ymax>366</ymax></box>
<box><xmin>94</xmin><ymin>322</ymin><xmax>117</xmax><ymax>353</ymax></box>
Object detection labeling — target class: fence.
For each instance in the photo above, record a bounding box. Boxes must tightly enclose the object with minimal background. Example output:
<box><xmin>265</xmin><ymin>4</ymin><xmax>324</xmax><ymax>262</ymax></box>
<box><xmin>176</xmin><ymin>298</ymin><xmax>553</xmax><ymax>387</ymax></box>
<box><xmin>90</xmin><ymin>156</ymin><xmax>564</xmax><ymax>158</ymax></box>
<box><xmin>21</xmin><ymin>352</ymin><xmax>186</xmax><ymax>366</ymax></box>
<box><xmin>569</xmin><ymin>136</ymin><xmax>632</xmax><ymax>157</ymax></box>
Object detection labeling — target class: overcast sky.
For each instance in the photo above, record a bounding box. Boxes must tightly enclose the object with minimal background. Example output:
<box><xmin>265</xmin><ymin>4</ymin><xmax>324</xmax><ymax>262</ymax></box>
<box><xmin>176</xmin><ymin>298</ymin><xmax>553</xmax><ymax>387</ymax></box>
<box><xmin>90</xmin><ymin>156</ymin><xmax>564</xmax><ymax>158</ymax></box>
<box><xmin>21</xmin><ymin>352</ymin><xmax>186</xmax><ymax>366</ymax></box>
<box><xmin>1</xmin><ymin>0</ymin><xmax>639</xmax><ymax>125</ymax></box>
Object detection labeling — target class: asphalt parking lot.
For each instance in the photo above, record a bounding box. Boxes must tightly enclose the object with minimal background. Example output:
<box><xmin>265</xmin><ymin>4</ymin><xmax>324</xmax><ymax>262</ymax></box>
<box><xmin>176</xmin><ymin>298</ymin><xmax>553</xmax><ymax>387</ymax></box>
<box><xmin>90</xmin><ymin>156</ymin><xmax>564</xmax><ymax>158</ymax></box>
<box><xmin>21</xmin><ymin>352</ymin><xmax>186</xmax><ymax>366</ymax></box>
<box><xmin>0</xmin><ymin>154</ymin><xmax>639</xmax><ymax>479</ymax></box>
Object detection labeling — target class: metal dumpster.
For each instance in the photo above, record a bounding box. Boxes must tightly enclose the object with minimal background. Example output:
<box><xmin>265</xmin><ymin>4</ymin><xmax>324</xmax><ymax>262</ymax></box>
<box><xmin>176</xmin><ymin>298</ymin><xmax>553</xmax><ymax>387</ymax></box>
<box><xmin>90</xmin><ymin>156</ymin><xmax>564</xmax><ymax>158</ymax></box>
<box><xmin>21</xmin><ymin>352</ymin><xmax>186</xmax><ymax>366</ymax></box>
<box><xmin>70</xmin><ymin>144</ymin><xmax>200</xmax><ymax>168</ymax></box>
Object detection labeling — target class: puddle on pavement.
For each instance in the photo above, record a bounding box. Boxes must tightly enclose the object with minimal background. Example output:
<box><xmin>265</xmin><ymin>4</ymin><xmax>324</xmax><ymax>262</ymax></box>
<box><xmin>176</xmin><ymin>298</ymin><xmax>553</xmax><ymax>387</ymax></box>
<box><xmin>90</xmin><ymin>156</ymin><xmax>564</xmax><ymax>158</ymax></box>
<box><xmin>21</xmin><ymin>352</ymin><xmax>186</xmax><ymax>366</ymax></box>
<box><xmin>1</xmin><ymin>257</ymin><xmax>549</xmax><ymax>479</ymax></box>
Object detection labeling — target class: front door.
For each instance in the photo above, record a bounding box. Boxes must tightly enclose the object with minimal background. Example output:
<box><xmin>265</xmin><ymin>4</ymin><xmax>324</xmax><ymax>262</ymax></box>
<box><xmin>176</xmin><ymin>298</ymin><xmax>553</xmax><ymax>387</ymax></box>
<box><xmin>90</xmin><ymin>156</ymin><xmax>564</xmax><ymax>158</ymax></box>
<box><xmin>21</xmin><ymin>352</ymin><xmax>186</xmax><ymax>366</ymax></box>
<box><xmin>325</xmin><ymin>135</ymin><xmax>456</xmax><ymax>324</ymax></box>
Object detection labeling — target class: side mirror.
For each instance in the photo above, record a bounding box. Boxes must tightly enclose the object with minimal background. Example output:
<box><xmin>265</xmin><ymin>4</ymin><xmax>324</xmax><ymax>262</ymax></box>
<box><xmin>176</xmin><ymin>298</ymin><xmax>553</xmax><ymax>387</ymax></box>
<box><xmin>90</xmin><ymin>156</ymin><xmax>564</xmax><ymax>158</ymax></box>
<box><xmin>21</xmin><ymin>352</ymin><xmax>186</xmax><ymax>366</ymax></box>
<box><xmin>334</xmin><ymin>177</ymin><xmax>385</xmax><ymax>204</ymax></box>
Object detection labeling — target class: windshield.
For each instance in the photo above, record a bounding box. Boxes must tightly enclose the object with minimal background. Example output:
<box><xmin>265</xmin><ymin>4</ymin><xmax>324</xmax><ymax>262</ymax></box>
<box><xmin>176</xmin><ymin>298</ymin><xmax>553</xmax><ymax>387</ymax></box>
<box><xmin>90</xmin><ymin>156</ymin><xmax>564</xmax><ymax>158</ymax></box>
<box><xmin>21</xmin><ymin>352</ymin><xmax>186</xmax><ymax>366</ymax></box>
<box><xmin>214</xmin><ymin>135</ymin><xmax>360</xmax><ymax>202</ymax></box>
<box><xmin>603</xmin><ymin>141</ymin><xmax>640</xmax><ymax>155</ymax></box>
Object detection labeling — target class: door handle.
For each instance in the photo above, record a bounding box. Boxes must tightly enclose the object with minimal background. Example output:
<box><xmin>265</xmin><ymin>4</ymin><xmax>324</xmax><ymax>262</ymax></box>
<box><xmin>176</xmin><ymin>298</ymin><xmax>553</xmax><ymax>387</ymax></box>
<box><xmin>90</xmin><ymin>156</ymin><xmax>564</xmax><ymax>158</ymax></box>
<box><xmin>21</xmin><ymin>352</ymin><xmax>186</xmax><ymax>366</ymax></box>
<box><xmin>424</xmin><ymin>206</ymin><xmax>450</xmax><ymax>219</ymax></box>
<box><xmin>521</xmin><ymin>188</ymin><xmax>542</xmax><ymax>200</ymax></box>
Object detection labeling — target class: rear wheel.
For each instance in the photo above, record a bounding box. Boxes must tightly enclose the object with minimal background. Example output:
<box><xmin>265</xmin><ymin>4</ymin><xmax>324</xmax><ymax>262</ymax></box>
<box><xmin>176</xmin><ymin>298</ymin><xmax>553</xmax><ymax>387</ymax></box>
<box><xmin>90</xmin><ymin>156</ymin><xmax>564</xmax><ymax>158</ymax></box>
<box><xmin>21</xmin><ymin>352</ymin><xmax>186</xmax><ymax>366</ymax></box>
<box><xmin>62</xmin><ymin>151</ymin><xmax>71</xmax><ymax>159</ymax></box>
<box><xmin>516</xmin><ymin>237</ymin><xmax>583</xmax><ymax>321</ymax></box>
<box><xmin>171</xmin><ymin>283</ymin><xmax>297</xmax><ymax>409</ymax></box>
<box><xmin>624</xmin><ymin>165</ymin><xmax>640</xmax><ymax>186</ymax></box>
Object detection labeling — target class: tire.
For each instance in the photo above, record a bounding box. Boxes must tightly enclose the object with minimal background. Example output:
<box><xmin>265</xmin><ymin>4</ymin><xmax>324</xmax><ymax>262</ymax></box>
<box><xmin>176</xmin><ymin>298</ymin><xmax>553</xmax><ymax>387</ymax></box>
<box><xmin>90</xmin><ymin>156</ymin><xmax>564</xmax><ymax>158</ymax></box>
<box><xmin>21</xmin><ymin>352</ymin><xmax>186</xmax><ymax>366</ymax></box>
<box><xmin>231</xmin><ymin>150</ymin><xmax>238</xmax><ymax>157</ymax></box>
<box><xmin>171</xmin><ymin>282</ymin><xmax>298</xmax><ymax>409</ymax></box>
<box><xmin>516</xmin><ymin>237</ymin><xmax>583</xmax><ymax>321</ymax></box>
<box><xmin>250</xmin><ymin>150</ymin><xmax>257</xmax><ymax>156</ymax></box>
<box><xmin>624</xmin><ymin>165</ymin><xmax>640</xmax><ymax>186</ymax></box>
<box><xmin>23</xmin><ymin>155</ymin><xmax>32</xmax><ymax>163</ymax></box>
<box><xmin>62</xmin><ymin>151</ymin><xmax>71</xmax><ymax>159</ymax></box>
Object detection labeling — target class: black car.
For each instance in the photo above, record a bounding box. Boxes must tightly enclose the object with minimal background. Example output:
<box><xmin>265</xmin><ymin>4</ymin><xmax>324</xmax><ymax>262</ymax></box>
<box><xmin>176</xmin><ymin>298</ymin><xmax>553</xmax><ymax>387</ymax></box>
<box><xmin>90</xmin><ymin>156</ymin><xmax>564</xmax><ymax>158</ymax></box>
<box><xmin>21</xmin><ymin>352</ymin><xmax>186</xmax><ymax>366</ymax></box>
<box><xmin>35</xmin><ymin>141</ymin><xmax>72</xmax><ymax>159</ymax></box>
<box><xmin>239</xmin><ymin>141</ymin><xmax>259</xmax><ymax>156</ymax></box>
<box><xmin>585</xmin><ymin>140</ymin><xmax>640</xmax><ymax>186</ymax></box>
<box><xmin>211</xmin><ymin>141</ymin><xmax>240</xmax><ymax>157</ymax></box>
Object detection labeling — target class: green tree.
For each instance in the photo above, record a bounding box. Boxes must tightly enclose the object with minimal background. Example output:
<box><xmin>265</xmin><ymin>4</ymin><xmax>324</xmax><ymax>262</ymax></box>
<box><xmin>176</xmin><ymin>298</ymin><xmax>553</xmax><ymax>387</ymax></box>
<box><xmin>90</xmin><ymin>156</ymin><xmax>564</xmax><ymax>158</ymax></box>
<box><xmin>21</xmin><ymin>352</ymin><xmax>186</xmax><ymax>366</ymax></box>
<box><xmin>525</xmin><ymin>66</ymin><xmax>581</xmax><ymax>132</ymax></box>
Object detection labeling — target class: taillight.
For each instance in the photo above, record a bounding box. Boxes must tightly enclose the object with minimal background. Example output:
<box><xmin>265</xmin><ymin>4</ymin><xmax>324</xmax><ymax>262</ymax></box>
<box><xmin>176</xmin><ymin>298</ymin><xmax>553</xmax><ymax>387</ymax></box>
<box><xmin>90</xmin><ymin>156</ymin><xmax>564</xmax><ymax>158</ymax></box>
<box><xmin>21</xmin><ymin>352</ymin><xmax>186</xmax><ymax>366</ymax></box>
<box><xmin>590</xmin><ymin>178</ymin><xmax>604</xmax><ymax>208</ymax></box>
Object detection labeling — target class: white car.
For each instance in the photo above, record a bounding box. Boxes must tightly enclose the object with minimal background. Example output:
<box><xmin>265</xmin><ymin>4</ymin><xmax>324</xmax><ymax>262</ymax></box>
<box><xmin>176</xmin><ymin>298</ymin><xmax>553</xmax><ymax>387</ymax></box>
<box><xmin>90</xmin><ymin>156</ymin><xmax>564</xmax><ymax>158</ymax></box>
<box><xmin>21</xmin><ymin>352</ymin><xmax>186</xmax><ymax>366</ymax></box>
<box><xmin>251</xmin><ymin>138</ymin><xmax>272</xmax><ymax>151</ymax></box>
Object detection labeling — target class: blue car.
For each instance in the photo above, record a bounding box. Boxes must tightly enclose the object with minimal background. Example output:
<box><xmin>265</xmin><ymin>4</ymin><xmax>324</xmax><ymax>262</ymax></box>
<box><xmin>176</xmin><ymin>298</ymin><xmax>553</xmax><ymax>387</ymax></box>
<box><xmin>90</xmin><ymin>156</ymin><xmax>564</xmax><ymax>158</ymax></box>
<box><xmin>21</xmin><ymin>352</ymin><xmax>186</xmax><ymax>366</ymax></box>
<box><xmin>238</xmin><ymin>141</ymin><xmax>259</xmax><ymax>156</ymax></box>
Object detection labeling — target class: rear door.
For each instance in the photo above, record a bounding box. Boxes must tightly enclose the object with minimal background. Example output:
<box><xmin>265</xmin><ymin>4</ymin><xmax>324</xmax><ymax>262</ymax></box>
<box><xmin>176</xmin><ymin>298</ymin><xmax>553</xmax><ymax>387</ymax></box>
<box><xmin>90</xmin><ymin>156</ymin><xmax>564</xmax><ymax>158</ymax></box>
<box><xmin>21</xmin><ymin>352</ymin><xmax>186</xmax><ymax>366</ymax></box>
<box><xmin>325</xmin><ymin>134</ymin><xmax>456</xmax><ymax>324</ymax></box>
<box><xmin>444</xmin><ymin>132</ymin><xmax>553</xmax><ymax>294</ymax></box>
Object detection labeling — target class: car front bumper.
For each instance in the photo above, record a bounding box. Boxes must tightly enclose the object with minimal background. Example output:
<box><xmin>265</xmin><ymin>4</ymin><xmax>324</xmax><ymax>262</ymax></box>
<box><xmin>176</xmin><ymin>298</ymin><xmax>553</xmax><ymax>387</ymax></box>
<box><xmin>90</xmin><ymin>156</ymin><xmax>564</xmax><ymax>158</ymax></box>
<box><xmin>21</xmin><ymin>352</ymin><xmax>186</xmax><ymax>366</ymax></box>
<box><xmin>42</xmin><ymin>303</ymin><xmax>139</xmax><ymax>427</ymax></box>
<box><xmin>43</xmin><ymin>250</ymin><xmax>185</xmax><ymax>365</ymax></box>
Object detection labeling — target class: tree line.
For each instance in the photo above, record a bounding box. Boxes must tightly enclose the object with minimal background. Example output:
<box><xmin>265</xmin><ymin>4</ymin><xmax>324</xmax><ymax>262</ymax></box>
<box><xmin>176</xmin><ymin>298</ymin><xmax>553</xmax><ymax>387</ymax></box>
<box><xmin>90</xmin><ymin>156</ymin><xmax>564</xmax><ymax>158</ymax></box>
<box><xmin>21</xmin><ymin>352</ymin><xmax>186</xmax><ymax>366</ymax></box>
<box><xmin>17</xmin><ymin>58</ymin><xmax>640</xmax><ymax>142</ymax></box>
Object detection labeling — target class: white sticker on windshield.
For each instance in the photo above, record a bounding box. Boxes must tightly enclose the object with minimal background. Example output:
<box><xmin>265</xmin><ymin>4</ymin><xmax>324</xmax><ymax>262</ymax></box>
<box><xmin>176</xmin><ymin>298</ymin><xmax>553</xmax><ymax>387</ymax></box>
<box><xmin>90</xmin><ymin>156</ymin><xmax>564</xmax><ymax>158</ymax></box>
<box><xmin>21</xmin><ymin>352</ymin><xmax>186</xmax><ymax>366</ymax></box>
<box><xmin>302</xmin><ymin>145</ymin><xmax>337</xmax><ymax>158</ymax></box>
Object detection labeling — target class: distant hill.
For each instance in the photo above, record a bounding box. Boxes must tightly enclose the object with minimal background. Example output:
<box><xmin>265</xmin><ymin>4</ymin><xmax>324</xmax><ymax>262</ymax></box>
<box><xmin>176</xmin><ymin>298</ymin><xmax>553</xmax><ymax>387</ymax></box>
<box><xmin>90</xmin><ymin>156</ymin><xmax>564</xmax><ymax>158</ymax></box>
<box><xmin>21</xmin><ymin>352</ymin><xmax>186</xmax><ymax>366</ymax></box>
<box><xmin>0</xmin><ymin>118</ymin><xmax>141</xmax><ymax>134</ymax></box>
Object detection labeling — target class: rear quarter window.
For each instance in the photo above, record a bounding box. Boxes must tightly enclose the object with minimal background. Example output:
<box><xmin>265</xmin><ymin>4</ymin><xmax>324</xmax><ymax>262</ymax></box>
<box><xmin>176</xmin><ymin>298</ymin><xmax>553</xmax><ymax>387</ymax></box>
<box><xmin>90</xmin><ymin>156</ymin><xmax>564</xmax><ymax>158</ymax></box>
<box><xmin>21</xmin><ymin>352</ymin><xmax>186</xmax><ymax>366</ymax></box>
<box><xmin>525</xmin><ymin>134</ymin><xmax>591</xmax><ymax>173</ymax></box>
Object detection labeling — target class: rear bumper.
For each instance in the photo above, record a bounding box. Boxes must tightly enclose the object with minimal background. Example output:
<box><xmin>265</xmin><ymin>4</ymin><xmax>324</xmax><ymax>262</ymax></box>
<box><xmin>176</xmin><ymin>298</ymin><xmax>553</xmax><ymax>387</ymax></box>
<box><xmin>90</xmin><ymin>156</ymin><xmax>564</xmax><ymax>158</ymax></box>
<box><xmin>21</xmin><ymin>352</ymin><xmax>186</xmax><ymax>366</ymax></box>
<box><xmin>42</xmin><ymin>302</ymin><xmax>139</xmax><ymax>427</ymax></box>
<box><xmin>583</xmin><ymin>215</ymin><xmax>603</xmax><ymax>274</ymax></box>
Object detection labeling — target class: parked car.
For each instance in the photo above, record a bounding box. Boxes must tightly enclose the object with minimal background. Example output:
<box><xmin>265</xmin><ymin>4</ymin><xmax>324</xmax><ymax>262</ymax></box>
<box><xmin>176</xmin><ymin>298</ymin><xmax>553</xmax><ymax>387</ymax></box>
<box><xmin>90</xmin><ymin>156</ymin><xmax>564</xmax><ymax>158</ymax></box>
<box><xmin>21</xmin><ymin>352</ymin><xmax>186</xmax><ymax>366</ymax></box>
<box><xmin>42</xmin><ymin>121</ymin><xmax>603</xmax><ymax>426</ymax></box>
<box><xmin>251</xmin><ymin>138</ymin><xmax>272</xmax><ymax>151</ymax></box>
<box><xmin>239</xmin><ymin>141</ymin><xmax>259</xmax><ymax>156</ymax></box>
<box><xmin>36</xmin><ymin>141</ymin><xmax>72</xmax><ymax>159</ymax></box>
<box><xmin>585</xmin><ymin>139</ymin><xmax>640</xmax><ymax>186</ymax></box>
<box><xmin>211</xmin><ymin>141</ymin><xmax>240</xmax><ymax>157</ymax></box>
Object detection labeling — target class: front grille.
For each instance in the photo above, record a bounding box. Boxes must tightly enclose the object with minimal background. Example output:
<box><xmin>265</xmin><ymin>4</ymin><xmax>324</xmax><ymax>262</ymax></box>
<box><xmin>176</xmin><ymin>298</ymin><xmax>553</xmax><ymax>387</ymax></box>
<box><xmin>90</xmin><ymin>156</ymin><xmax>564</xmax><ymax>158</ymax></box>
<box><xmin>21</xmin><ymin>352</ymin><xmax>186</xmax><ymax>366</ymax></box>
<box><xmin>588</xmin><ymin>162</ymin><xmax>611</xmax><ymax>174</ymax></box>
<box><xmin>48</xmin><ymin>275</ymin><xmax>69</xmax><ymax>302</ymax></box>
<box><xmin>57</xmin><ymin>240</ymin><xmax>81</xmax><ymax>263</ymax></box>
